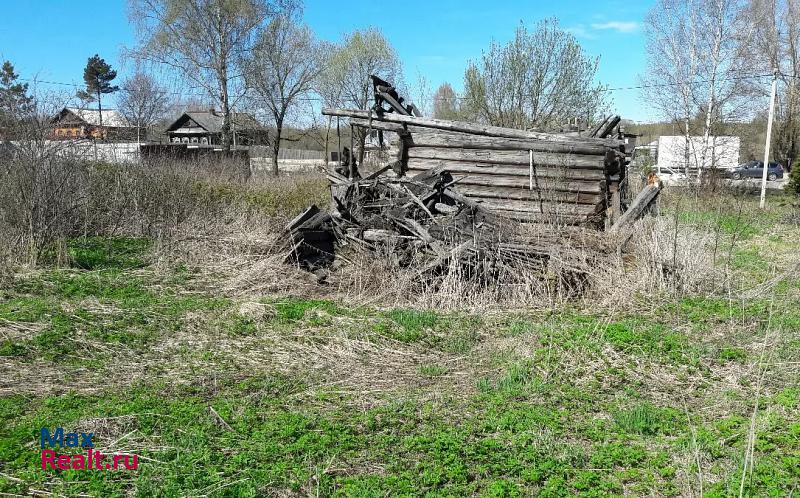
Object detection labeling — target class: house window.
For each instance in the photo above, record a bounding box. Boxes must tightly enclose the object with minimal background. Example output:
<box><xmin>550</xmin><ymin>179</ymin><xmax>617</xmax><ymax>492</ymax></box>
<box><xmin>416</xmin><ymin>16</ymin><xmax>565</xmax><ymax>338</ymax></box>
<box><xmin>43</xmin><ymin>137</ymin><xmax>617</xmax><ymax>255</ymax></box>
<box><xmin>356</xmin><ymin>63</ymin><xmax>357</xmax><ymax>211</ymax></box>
<box><xmin>182</xmin><ymin>137</ymin><xmax>189</xmax><ymax>144</ymax></box>
<box><xmin>190</xmin><ymin>137</ymin><xmax>198</xmax><ymax>144</ymax></box>
<box><xmin>201</xmin><ymin>137</ymin><xmax>208</xmax><ymax>145</ymax></box>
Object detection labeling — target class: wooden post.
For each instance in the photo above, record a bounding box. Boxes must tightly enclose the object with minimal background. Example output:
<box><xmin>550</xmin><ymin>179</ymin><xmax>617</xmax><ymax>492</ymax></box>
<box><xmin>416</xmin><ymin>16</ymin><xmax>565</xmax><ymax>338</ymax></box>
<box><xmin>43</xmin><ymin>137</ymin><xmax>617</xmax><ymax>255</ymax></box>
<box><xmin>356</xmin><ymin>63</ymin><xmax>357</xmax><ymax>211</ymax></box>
<box><xmin>350</xmin><ymin>123</ymin><xmax>355</xmax><ymax>178</ymax></box>
<box><xmin>322</xmin><ymin>107</ymin><xmax>618</xmax><ymax>146</ymax></box>
<box><xmin>760</xmin><ymin>70</ymin><xmax>778</xmax><ymax>209</ymax></box>
<box><xmin>609</xmin><ymin>183</ymin><xmax>663</xmax><ymax>233</ymax></box>
<box><xmin>529</xmin><ymin>149</ymin><xmax>533</xmax><ymax>190</ymax></box>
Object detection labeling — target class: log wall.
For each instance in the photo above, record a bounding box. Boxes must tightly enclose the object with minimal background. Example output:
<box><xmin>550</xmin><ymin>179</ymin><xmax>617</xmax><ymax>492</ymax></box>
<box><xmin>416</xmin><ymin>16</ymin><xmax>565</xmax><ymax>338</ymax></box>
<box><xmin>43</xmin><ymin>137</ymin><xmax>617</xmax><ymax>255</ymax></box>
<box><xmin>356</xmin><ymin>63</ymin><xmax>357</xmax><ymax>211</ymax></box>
<box><xmin>322</xmin><ymin>108</ymin><xmax>622</xmax><ymax>226</ymax></box>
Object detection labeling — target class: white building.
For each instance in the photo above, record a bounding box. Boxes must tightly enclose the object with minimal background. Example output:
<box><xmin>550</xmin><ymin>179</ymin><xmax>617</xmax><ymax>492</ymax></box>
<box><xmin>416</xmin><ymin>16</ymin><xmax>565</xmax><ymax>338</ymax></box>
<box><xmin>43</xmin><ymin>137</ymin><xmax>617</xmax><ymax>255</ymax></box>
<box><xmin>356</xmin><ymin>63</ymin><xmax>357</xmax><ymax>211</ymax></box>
<box><xmin>656</xmin><ymin>135</ymin><xmax>740</xmax><ymax>174</ymax></box>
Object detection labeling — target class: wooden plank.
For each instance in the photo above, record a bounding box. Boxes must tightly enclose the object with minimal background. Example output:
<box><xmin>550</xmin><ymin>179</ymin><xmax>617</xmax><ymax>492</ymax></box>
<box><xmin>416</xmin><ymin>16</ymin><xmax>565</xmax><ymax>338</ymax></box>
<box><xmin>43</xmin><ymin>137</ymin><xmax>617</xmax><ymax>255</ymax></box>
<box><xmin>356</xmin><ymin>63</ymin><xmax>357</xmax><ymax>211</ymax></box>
<box><xmin>407</xmin><ymin>147</ymin><xmax>605</xmax><ymax>168</ymax></box>
<box><xmin>452</xmin><ymin>185</ymin><xmax>603</xmax><ymax>205</ymax></box>
<box><xmin>409</xmin><ymin>132</ymin><xmax>608</xmax><ymax>154</ymax></box>
<box><xmin>348</xmin><ymin>120</ymin><xmax>610</xmax><ymax>155</ymax></box>
<box><xmin>468</xmin><ymin>197</ymin><xmax>600</xmax><ymax>216</ymax></box>
<box><xmin>491</xmin><ymin>209</ymin><xmax>593</xmax><ymax>225</ymax></box>
<box><xmin>405</xmin><ymin>172</ymin><xmax>603</xmax><ymax>193</ymax></box>
<box><xmin>609</xmin><ymin>183</ymin><xmax>663</xmax><ymax>233</ymax></box>
<box><xmin>322</xmin><ymin>107</ymin><xmax>620</xmax><ymax>146</ymax></box>
<box><xmin>406</xmin><ymin>160</ymin><xmax>607</xmax><ymax>181</ymax></box>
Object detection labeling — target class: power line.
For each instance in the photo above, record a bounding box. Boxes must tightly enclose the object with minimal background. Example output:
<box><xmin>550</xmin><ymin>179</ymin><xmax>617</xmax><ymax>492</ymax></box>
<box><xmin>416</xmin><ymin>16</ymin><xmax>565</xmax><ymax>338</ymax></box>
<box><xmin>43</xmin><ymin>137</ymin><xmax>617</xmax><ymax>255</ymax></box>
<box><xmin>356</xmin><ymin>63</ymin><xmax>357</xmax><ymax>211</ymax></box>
<box><xmin>17</xmin><ymin>71</ymin><xmax>792</xmax><ymax>104</ymax></box>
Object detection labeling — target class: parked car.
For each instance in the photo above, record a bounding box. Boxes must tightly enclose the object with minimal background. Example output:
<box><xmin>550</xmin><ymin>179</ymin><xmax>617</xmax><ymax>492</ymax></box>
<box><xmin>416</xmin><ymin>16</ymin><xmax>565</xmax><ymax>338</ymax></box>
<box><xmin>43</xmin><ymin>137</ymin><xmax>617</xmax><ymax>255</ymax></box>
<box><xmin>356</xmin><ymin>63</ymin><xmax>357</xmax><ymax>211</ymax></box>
<box><xmin>727</xmin><ymin>160</ymin><xmax>784</xmax><ymax>181</ymax></box>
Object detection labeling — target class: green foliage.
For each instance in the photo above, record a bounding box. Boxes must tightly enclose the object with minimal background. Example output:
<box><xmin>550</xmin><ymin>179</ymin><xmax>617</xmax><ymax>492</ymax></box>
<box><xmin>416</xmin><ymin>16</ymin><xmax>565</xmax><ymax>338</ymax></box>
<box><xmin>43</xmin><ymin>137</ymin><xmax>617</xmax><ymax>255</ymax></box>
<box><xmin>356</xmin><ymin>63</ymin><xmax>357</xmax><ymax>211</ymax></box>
<box><xmin>419</xmin><ymin>364</ymin><xmax>448</xmax><ymax>377</ymax></box>
<box><xmin>76</xmin><ymin>54</ymin><xmax>118</xmax><ymax>104</ymax></box>
<box><xmin>462</xmin><ymin>18</ymin><xmax>607</xmax><ymax>129</ymax></box>
<box><xmin>1</xmin><ymin>228</ymin><xmax>799</xmax><ymax>497</ymax></box>
<box><xmin>385</xmin><ymin>309</ymin><xmax>440</xmax><ymax>341</ymax></box>
<box><xmin>66</xmin><ymin>237</ymin><xmax>151</xmax><ymax>270</ymax></box>
<box><xmin>0</xmin><ymin>60</ymin><xmax>33</xmax><ymax>122</ymax></box>
<box><xmin>786</xmin><ymin>159</ymin><xmax>800</xmax><ymax>197</ymax></box>
<box><xmin>613</xmin><ymin>403</ymin><xmax>680</xmax><ymax>435</ymax></box>
<box><xmin>269</xmin><ymin>297</ymin><xmax>345</xmax><ymax>323</ymax></box>
<box><xmin>719</xmin><ymin>346</ymin><xmax>747</xmax><ymax>362</ymax></box>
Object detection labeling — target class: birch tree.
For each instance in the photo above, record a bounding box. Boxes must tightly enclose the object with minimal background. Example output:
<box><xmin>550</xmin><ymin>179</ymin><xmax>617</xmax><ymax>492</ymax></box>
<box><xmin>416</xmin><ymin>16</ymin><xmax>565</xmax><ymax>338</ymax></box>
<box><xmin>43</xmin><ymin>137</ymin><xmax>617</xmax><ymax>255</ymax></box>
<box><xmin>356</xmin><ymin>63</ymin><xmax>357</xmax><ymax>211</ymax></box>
<box><xmin>462</xmin><ymin>19</ymin><xmax>607</xmax><ymax>131</ymax></box>
<box><xmin>128</xmin><ymin>0</ymin><xmax>288</xmax><ymax>151</ymax></box>
<box><xmin>739</xmin><ymin>0</ymin><xmax>800</xmax><ymax>167</ymax></box>
<box><xmin>642</xmin><ymin>0</ymin><xmax>750</xmax><ymax>177</ymax></box>
<box><xmin>117</xmin><ymin>71</ymin><xmax>169</xmax><ymax>143</ymax></box>
<box><xmin>320</xmin><ymin>28</ymin><xmax>403</xmax><ymax>165</ymax></box>
<box><xmin>244</xmin><ymin>12</ymin><xmax>323</xmax><ymax>175</ymax></box>
<box><xmin>643</xmin><ymin>0</ymin><xmax>702</xmax><ymax>175</ymax></box>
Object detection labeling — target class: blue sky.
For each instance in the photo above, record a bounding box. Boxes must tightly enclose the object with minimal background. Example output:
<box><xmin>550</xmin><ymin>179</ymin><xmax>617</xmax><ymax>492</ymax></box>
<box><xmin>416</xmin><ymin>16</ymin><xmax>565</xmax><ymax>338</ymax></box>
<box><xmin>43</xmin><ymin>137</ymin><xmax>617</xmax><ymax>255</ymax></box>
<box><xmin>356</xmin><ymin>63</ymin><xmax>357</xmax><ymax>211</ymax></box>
<box><xmin>0</xmin><ymin>0</ymin><xmax>656</xmax><ymax>121</ymax></box>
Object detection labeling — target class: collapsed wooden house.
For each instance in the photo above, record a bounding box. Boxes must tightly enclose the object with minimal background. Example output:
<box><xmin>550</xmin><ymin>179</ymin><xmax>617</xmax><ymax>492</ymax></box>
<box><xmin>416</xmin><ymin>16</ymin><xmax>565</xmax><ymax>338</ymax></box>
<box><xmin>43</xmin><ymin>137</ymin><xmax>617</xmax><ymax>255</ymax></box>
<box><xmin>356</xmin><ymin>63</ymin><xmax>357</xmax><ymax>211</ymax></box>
<box><xmin>283</xmin><ymin>78</ymin><xmax>659</xmax><ymax>294</ymax></box>
<box><xmin>321</xmin><ymin>81</ymin><xmax>634</xmax><ymax>228</ymax></box>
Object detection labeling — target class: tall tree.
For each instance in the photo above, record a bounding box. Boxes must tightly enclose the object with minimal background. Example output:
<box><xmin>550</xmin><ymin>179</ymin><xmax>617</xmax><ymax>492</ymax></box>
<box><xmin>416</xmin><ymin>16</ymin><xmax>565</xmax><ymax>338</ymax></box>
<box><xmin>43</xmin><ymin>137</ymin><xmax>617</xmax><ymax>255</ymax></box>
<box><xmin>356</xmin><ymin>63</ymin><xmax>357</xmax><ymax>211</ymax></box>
<box><xmin>0</xmin><ymin>61</ymin><xmax>33</xmax><ymax>134</ymax></box>
<box><xmin>462</xmin><ymin>19</ymin><xmax>607</xmax><ymax>131</ymax></box>
<box><xmin>432</xmin><ymin>83</ymin><xmax>460</xmax><ymax>120</ymax></box>
<box><xmin>320</xmin><ymin>28</ymin><xmax>403</xmax><ymax>164</ymax></box>
<box><xmin>739</xmin><ymin>0</ymin><xmax>800</xmax><ymax>168</ymax></box>
<box><xmin>245</xmin><ymin>11</ymin><xmax>323</xmax><ymax>175</ymax></box>
<box><xmin>642</xmin><ymin>0</ymin><xmax>750</xmax><ymax>177</ymax></box>
<box><xmin>128</xmin><ymin>0</ymin><xmax>288</xmax><ymax>151</ymax></box>
<box><xmin>117</xmin><ymin>70</ymin><xmax>170</xmax><ymax>143</ymax></box>
<box><xmin>313</xmin><ymin>41</ymin><xmax>342</xmax><ymax>165</ymax></box>
<box><xmin>76</xmin><ymin>54</ymin><xmax>120</xmax><ymax>129</ymax></box>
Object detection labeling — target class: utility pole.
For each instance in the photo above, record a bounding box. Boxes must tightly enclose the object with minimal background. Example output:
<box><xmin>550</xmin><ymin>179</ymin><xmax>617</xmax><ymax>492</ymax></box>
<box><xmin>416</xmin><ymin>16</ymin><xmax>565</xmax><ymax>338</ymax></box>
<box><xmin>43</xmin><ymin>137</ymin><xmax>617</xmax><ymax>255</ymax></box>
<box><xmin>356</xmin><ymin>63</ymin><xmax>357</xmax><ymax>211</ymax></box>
<box><xmin>759</xmin><ymin>69</ymin><xmax>778</xmax><ymax>209</ymax></box>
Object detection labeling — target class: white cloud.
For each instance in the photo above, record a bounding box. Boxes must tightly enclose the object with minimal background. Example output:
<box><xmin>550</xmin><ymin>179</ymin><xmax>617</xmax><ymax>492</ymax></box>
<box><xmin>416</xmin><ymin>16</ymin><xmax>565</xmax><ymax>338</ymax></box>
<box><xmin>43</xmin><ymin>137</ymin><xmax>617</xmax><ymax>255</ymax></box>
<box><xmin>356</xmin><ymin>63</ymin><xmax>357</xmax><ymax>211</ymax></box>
<box><xmin>565</xmin><ymin>25</ymin><xmax>596</xmax><ymax>40</ymax></box>
<box><xmin>590</xmin><ymin>21</ymin><xmax>640</xmax><ymax>33</ymax></box>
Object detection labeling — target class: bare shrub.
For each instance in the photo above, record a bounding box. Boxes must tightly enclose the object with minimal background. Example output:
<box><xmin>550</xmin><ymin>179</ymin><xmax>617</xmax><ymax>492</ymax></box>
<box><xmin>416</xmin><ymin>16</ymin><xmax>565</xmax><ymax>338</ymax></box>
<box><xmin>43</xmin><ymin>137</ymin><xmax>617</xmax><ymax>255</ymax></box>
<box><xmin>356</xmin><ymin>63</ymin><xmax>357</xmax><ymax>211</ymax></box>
<box><xmin>600</xmin><ymin>216</ymin><xmax>719</xmax><ymax>306</ymax></box>
<box><xmin>0</xmin><ymin>127</ymin><xmax>328</xmax><ymax>267</ymax></box>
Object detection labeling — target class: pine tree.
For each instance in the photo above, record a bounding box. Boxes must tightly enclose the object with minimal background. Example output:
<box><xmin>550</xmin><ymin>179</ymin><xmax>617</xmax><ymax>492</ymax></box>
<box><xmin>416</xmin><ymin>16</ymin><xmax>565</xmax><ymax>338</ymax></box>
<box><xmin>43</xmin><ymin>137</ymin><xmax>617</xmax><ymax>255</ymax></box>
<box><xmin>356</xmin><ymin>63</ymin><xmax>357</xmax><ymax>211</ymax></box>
<box><xmin>787</xmin><ymin>159</ymin><xmax>800</xmax><ymax>198</ymax></box>
<box><xmin>0</xmin><ymin>61</ymin><xmax>33</xmax><ymax>131</ymax></box>
<box><xmin>76</xmin><ymin>54</ymin><xmax>119</xmax><ymax>129</ymax></box>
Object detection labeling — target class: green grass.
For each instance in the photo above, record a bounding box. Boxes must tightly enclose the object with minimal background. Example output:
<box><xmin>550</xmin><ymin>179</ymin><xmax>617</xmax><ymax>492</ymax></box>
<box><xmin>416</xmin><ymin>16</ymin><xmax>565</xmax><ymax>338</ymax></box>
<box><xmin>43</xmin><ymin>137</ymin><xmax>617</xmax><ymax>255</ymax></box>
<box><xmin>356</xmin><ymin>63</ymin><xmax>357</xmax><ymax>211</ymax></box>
<box><xmin>613</xmin><ymin>403</ymin><xmax>681</xmax><ymax>435</ymax></box>
<box><xmin>0</xmin><ymin>224</ymin><xmax>798</xmax><ymax>497</ymax></box>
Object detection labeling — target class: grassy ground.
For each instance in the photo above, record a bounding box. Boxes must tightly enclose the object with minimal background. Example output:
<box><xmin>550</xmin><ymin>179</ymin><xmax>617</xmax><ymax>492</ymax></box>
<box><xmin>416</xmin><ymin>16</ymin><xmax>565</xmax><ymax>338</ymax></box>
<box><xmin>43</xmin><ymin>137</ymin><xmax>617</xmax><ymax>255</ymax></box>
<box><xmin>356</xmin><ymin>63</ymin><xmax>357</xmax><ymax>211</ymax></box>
<box><xmin>0</xmin><ymin>193</ymin><xmax>799</xmax><ymax>497</ymax></box>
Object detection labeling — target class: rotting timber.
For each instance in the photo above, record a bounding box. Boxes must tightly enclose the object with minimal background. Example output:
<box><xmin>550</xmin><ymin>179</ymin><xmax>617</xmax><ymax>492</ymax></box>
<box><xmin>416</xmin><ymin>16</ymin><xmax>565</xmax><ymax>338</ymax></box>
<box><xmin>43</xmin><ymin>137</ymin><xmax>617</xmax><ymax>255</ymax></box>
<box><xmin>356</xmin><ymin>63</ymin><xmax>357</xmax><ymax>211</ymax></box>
<box><xmin>284</xmin><ymin>77</ymin><xmax>661</xmax><ymax>296</ymax></box>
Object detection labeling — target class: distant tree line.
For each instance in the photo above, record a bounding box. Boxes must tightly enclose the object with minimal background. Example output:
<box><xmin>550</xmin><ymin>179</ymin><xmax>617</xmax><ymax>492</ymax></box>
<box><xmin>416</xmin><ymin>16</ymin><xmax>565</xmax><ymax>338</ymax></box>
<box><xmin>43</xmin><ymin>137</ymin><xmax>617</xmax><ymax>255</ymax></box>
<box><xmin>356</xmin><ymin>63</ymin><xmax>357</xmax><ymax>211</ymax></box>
<box><xmin>16</xmin><ymin>0</ymin><xmax>798</xmax><ymax>179</ymax></box>
<box><xmin>641</xmin><ymin>0</ymin><xmax>800</xmax><ymax>174</ymax></box>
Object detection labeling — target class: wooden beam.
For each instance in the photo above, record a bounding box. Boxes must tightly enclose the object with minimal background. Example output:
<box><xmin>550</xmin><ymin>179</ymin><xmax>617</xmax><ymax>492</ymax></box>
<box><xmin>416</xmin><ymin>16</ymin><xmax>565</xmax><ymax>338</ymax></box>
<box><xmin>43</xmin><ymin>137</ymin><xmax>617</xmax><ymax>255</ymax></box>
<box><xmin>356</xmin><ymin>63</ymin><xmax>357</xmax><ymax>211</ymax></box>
<box><xmin>452</xmin><ymin>185</ymin><xmax>603</xmax><ymax>205</ymax></box>
<box><xmin>322</xmin><ymin>107</ymin><xmax>620</xmax><ymax>146</ymax></box>
<box><xmin>406</xmin><ymin>160</ymin><xmax>607</xmax><ymax>181</ymax></box>
<box><xmin>404</xmin><ymin>172</ymin><xmax>603</xmax><ymax>193</ymax></box>
<box><xmin>609</xmin><ymin>183</ymin><xmax>663</xmax><ymax>233</ymax></box>
<box><xmin>406</xmin><ymin>131</ymin><xmax>609</xmax><ymax>155</ymax></box>
<box><xmin>407</xmin><ymin>147</ymin><xmax>605</xmax><ymax>168</ymax></box>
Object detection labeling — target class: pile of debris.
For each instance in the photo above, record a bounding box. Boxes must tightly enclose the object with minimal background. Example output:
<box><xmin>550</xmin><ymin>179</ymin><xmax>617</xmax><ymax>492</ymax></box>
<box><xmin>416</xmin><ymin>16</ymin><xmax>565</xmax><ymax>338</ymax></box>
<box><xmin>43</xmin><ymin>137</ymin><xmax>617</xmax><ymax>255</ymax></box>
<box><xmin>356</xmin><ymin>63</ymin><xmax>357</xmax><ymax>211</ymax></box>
<box><xmin>283</xmin><ymin>77</ymin><xmax>661</xmax><ymax>297</ymax></box>
<box><xmin>285</xmin><ymin>167</ymin><xmax>620</xmax><ymax>295</ymax></box>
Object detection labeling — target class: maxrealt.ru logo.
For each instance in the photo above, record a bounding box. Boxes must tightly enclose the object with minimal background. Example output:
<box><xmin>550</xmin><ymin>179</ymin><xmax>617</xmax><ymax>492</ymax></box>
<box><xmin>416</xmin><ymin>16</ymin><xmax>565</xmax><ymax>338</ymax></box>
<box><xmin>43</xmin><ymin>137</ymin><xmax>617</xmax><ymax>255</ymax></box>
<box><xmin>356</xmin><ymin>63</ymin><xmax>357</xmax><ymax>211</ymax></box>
<box><xmin>40</xmin><ymin>428</ymin><xmax>138</xmax><ymax>471</ymax></box>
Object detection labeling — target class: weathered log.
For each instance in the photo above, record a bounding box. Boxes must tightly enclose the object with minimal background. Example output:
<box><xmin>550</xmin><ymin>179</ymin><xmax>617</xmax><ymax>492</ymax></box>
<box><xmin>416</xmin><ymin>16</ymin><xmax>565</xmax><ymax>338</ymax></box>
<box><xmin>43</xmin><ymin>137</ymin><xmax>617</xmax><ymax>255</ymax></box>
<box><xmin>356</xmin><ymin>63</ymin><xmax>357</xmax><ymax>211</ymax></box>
<box><xmin>470</xmin><ymin>198</ymin><xmax>600</xmax><ymax>216</ymax></box>
<box><xmin>322</xmin><ymin>108</ymin><xmax>620</xmax><ymax>146</ymax></box>
<box><xmin>406</xmin><ymin>160</ymin><xmax>607</xmax><ymax>181</ymax></box>
<box><xmin>406</xmin><ymin>131</ymin><xmax>609</xmax><ymax>155</ymax></box>
<box><xmin>591</xmin><ymin>115</ymin><xmax>621</xmax><ymax>138</ymax></box>
<box><xmin>609</xmin><ymin>183</ymin><xmax>663</xmax><ymax>233</ymax></box>
<box><xmin>490</xmin><ymin>209</ymin><xmax>597</xmax><ymax>225</ymax></box>
<box><xmin>348</xmin><ymin>119</ymin><xmax>610</xmax><ymax>155</ymax></box>
<box><xmin>434</xmin><ymin>202</ymin><xmax>459</xmax><ymax>214</ymax></box>
<box><xmin>362</xmin><ymin>229</ymin><xmax>409</xmax><ymax>244</ymax></box>
<box><xmin>406</xmin><ymin>174</ymin><xmax>603</xmax><ymax>193</ymax></box>
<box><xmin>452</xmin><ymin>185</ymin><xmax>603</xmax><ymax>205</ymax></box>
<box><xmin>407</xmin><ymin>147</ymin><xmax>605</xmax><ymax>168</ymax></box>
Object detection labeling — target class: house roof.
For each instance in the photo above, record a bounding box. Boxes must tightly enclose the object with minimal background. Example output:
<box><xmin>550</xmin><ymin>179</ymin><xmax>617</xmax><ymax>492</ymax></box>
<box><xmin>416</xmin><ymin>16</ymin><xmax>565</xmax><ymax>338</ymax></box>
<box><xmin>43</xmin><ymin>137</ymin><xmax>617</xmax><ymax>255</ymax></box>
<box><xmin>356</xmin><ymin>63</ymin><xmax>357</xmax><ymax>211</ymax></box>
<box><xmin>56</xmin><ymin>107</ymin><xmax>131</xmax><ymax>128</ymax></box>
<box><xmin>166</xmin><ymin>111</ymin><xmax>263</xmax><ymax>134</ymax></box>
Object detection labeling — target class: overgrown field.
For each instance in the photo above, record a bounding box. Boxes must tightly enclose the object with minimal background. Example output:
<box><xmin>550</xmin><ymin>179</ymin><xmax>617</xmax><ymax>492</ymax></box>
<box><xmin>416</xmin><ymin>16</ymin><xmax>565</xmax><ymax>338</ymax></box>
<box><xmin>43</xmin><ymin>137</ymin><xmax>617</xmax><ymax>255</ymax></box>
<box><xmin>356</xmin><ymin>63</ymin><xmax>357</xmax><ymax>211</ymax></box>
<box><xmin>1</xmin><ymin>180</ymin><xmax>799</xmax><ymax>496</ymax></box>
